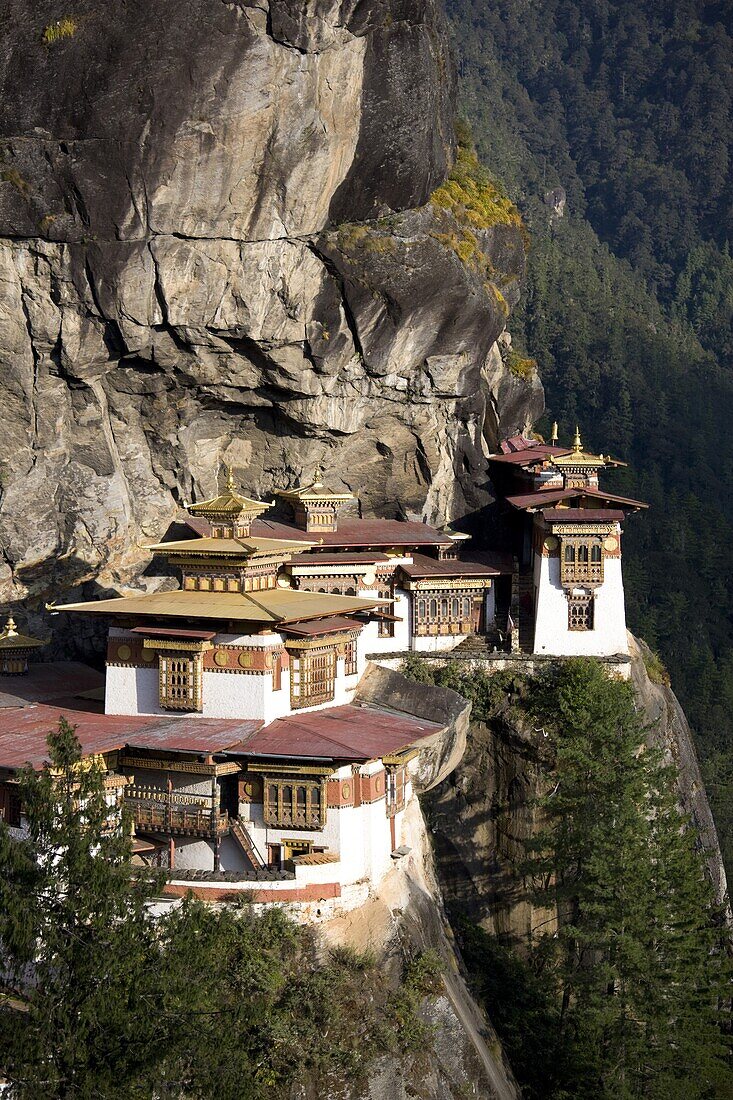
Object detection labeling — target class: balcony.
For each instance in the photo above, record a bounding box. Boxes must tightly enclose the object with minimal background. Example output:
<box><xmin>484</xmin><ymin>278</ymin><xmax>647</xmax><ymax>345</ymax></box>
<box><xmin>124</xmin><ymin>786</ymin><xmax>229</xmax><ymax>838</ymax></box>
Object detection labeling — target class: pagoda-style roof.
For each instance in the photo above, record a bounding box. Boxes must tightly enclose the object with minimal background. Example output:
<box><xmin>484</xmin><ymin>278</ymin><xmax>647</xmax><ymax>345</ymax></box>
<box><xmin>398</xmin><ymin>552</ymin><xmax>511</xmax><ymax>579</ymax></box>
<box><xmin>187</xmin><ymin>470</ymin><xmax>271</xmax><ymax>519</ymax></box>
<box><xmin>0</xmin><ymin>617</ymin><xmax>46</xmax><ymax>650</ymax></box>
<box><xmin>548</xmin><ymin>427</ymin><xmax>626</xmax><ymax>470</ymax></box>
<box><xmin>54</xmin><ymin>588</ymin><xmax>386</xmax><ymax>627</ymax></box>
<box><xmin>275</xmin><ymin>473</ymin><xmax>355</xmax><ymax>505</ymax></box>
<box><xmin>506</xmin><ymin>487</ymin><xmax>647</xmax><ymax>513</ymax></box>
<box><xmin>145</xmin><ymin>536</ymin><xmax>315</xmax><ymax>557</ymax></box>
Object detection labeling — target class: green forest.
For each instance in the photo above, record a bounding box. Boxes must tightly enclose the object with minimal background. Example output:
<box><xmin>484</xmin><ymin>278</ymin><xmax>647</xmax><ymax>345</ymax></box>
<box><xmin>446</xmin><ymin>0</ymin><xmax>733</xmax><ymax>870</ymax></box>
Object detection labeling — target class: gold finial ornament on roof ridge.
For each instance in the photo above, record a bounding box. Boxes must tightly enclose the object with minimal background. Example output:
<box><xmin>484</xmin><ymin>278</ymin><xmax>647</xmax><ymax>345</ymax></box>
<box><xmin>225</xmin><ymin>465</ymin><xmax>236</xmax><ymax>492</ymax></box>
<box><xmin>572</xmin><ymin>425</ymin><xmax>583</xmax><ymax>454</ymax></box>
<box><xmin>4</xmin><ymin>616</ymin><xmax>18</xmax><ymax>637</ymax></box>
<box><xmin>551</xmin><ymin>421</ymin><xmax>558</xmax><ymax>444</ymax></box>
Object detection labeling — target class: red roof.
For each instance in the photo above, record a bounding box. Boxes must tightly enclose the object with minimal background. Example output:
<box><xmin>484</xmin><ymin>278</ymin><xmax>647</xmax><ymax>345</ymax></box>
<box><xmin>257</xmin><ymin>517</ymin><xmax>454</xmax><ymax>548</ymax></box>
<box><xmin>280</xmin><ymin>617</ymin><xmax>364</xmax><ymax>637</ymax></box>
<box><xmin>543</xmin><ymin>508</ymin><xmax>626</xmax><ymax>523</ymax></box>
<box><xmin>288</xmin><ymin>552</ymin><xmax>391</xmax><ymax>566</ymax></box>
<box><xmin>399</xmin><ymin>552</ymin><xmax>508</xmax><ymax>579</ymax></box>
<box><xmin>232</xmin><ymin>704</ymin><xmax>441</xmax><ymax>762</ymax></box>
<box><xmin>0</xmin><ymin>662</ymin><xmax>104</xmax><ymax>709</ymax></box>
<box><xmin>186</xmin><ymin>514</ymin><xmax>454</xmax><ymax>548</ymax></box>
<box><xmin>506</xmin><ymin>487</ymin><xmax>648</xmax><ymax>511</ymax></box>
<box><xmin>490</xmin><ymin>445</ymin><xmax>572</xmax><ymax>466</ymax></box>
<box><xmin>130</xmin><ymin>627</ymin><xmax>216</xmax><ymax>640</ymax></box>
<box><xmin>0</xmin><ymin>664</ymin><xmax>437</xmax><ymax>771</ymax></box>
<box><xmin>0</xmin><ymin>698</ymin><xmax>263</xmax><ymax>771</ymax></box>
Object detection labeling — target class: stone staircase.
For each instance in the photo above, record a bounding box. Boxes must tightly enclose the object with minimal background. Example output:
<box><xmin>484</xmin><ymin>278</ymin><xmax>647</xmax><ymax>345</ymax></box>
<box><xmin>230</xmin><ymin>816</ymin><xmax>267</xmax><ymax>872</ymax></box>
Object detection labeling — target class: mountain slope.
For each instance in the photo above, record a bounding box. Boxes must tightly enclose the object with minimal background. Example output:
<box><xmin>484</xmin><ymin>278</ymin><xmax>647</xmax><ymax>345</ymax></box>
<box><xmin>447</xmin><ymin>0</ymin><xmax>733</xmax><ymax>871</ymax></box>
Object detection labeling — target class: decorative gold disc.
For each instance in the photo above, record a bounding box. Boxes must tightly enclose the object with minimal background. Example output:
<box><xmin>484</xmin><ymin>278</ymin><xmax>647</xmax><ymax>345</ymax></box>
<box><xmin>116</xmin><ymin>644</ymin><xmax>131</xmax><ymax>662</ymax></box>
<box><xmin>214</xmin><ymin>650</ymin><xmax>229</xmax><ymax>667</ymax></box>
<box><xmin>604</xmin><ymin>536</ymin><xmax>619</xmax><ymax>552</ymax></box>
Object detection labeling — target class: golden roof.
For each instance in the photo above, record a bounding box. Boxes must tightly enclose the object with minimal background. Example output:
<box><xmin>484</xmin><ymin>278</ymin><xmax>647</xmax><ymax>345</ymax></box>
<box><xmin>54</xmin><ymin>589</ymin><xmax>385</xmax><ymax>626</ymax></box>
<box><xmin>187</xmin><ymin>469</ymin><xmax>272</xmax><ymax>518</ymax></box>
<box><xmin>275</xmin><ymin>469</ymin><xmax>355</xmax><ymax>505</ymax></box>
<box><xmin>550</xmin><ymin>426</ymin><xmax>622</xmax><ymax>469</ymax></box>
<box><xmin>145</xmin><ymin>536</ymin><xmax>316</xmax><ymax>557</ymax></box>
<box><xmin>0</xmin><ymin>617</ymin><xmax>46</xmax><ymax>650</ymax></box>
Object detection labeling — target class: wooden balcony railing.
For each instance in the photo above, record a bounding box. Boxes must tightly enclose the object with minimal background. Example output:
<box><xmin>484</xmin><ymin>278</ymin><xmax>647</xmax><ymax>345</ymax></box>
<box><xmin>125</xmin><ymin>786</ymin><xmax>229</xmax><ymax>837</ymax></box>
<box><xmin>560</xmin><ymin>560</ymin><xmax>604</xmax><ymax>587</ymax></box>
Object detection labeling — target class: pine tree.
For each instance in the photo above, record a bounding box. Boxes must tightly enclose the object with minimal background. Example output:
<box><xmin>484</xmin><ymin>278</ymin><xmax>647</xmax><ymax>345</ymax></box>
<box><xmin>0</xmin><ymin>718</ymin><xmax>164</xmax><ymax>1097</ymax></box>
<box><xmin>0</xmin><ymin>720</ymin><xmax>438</xmax><ymax>1098</ymax></box>
<box><xmin>524</xmin><ymin>660</ymin><xmax>732</xmax><ymax>1099</ymax></box>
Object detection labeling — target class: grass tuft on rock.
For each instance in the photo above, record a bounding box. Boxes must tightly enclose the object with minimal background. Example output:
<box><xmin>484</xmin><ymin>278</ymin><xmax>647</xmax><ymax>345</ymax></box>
<box><xmin>42</xmin><ymin>18</ymin><xmax>77</xmax><ymax>46</ymax></box>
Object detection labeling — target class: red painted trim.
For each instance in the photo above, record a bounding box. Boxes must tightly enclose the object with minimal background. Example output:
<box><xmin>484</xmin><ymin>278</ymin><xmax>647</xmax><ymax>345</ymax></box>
<box><xmin>162</xmin><ymin>881</ymin><xmax>342</xmax><ymax>903</ymax></box>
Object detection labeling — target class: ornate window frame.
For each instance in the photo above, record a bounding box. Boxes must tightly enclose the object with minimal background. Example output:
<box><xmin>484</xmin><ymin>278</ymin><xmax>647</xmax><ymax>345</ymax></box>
<box><xmin>263</xmin><ymin>778</ymin><xmax>326</xmax><ymax>829</ymax></box>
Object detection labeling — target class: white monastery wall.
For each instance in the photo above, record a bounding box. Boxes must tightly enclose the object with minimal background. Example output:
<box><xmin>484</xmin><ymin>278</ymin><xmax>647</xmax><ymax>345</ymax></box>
<box><xmin>360</xmin><ymin>588</ymin><xmax>411</xmax><ymax>655</ymax></box>
<box><xmin>533</xmin><ymin>555</ymin><xmax>629</xmax><ymax>657</ymax></box>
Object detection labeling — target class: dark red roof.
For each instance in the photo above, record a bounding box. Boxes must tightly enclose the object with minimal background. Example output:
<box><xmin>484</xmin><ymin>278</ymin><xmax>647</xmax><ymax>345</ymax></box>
<box><xmin>130</xmin><ymin>627</ymin><xmax>216</xmax><ymax>640</ymax></box>
<box><xmin>0</xmin><ymin>665</ymin><xmax>436</xmax><ymax>771</ymax></box>
<box><xmin>0</xmin><ymin>662</ymin><xmax>104</xmax><ymax>709</ymax></box>
<box><xmin>490</xmin><ymin>445</ymin><xmax>572</xmax><ymax>466</ymax></box>
<box><xmin>280</xmin><ymin>617</ymin><xmax>364</xmax><ymax>637</ymax></box>
<box><xmin>232</xmin><ymin>704</ymin><xmax>441</xmax><ymax>762</ymax></box>
<box><xmin>507</xmin><ymin>487</ymin><xmax>648</xmax><ymax>511</ymax></box>
<box><xmin>0</xmin><ymin>697</ymin><xmax>263</xmax><ymax>771</ymax></box>
<box><xmin>288</xmin><ymin>552</ymin><xmax>391</xmax><ymax>566</ymax></box>
<box><xmin>542</xmin><ymin>508</ymin><xmax>626</xmax><ymax>523</ymax></box>
<box><xmin>399</xmin><ymin>552</ymin><xmax>508</xmax><ymax>579</ymax></box>
<box><xmin>186</xmin><ymin>513</ymin><xmax>453</xmax><ymax>548</ymax></box>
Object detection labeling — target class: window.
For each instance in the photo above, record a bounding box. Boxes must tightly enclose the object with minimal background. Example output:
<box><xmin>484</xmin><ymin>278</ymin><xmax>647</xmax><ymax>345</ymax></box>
<box><xmin>290</xmin><ymin>647</ymin><xmax>337</xmax><ymax>708</ymax></box>
<box><xmin>378</xmin><ymin>585</ymin><xmax>395</xmax><ymax>638</ymax></box>
<box><xmin>560</xmin><ymin>539</ymin><xmax>604</xmax><ymax>586</ymax></box>
<box><xmin>568</xmin><ymin>594</ymin><xmax>594</xmax><ymax>631</ymax></box>
<box><xmin>0</xmin><ymin>783</ymin><xmax>21</xmax><ymax>828</ymax></box>
<box><xmin>413</xmin><ymin>588</ymin><xmax>476</xmax><ymax>636</ymax></box>
<box><xmin>263</xmin><ymin>778</ymin><xmax>326</xmax><ymax>828</ymax></box>
<box><xmin>385</xmin><ymin>768</ymin><xmax>405</xmax><ymax>817</ymax></box>
<box><xmin>159</xmin><ymin>654</ymin><xmax>203</xmax><ymax>711</ymax></box>
<box><xmin>344</xmin><ymin>638</ymin><xmax>358</xmax><ymax>676</ymax></box>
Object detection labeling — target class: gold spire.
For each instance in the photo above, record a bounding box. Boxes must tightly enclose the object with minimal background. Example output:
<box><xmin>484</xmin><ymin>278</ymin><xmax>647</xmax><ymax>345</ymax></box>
<box><xmin>572</xmin><ymin>425</ymin><xmax>583</xmax><ymax>454</ymax></box>
<box><xmin>313</xmin><ymin>465</ymin><xmax>324</xmax><ymax>489</ymax></box>
<box><xmin>225</xmin><ymin>465</ymin><xmax>236</xmax><ymax>492</ymax></box>
<box><xmin>550</xmin><ymin>421</ymin><xmax>558</xmax><ymax>445</ymax></box>
<box><xmin>3</xmin><ymin>616</ymin><xmax>17</xmax><ymax>638</ymax></box>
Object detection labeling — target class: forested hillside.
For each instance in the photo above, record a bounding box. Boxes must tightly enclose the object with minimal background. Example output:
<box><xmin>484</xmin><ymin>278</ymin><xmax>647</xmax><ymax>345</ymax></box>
<box><xmin>446</xmin><ymin>0</ymin><xmax>733</xmax><ymax>869</ymax></box>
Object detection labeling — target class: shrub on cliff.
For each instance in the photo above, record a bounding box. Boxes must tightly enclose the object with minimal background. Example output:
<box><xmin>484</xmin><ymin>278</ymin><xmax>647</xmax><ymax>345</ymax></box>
<box><xmin>0</xmin><ymin>720</ymin><xmax>438</xmax><ymax>1099</ymax></box>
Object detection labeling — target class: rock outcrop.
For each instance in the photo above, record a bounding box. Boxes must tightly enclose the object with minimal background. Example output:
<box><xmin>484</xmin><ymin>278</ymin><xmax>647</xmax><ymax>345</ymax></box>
<box><xmin>424</xmin><ymin>639</ymin><xmax>730</xmax><ymax>940</ymax></box>
<box><xmin>0</xmin><ymin>0</ymin><xmax>538</xmax><ymax>652</ymax></box>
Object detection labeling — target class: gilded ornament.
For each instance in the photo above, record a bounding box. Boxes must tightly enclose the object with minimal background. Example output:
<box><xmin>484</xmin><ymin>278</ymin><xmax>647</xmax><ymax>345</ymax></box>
<box><xmin>604</xmin><ymin>536</ymin><xmax>618</xmax><ymax>552</ymax></box>
<box><xmin>214</xmin><ymin>650</ymin><xmax>229</xmax><ymax>667</ymax></box>
<box><xmin>116</xmin><ymin>644</ymin><xmax>132</xmax><ymax>662</ymax></box>
<box><xmin>543</xmin><ymin>535</ymin><xmax>559</xmax><ymax>551</ymax></box>
<box><xmin>238</xmin><ymin>651</ymin><xmax>252</xmax><ymax>669</ymax></box>
<box><xmin>342</xmin><ymin>782</ymin><xmax>352</xmax><ymax>800</ymax></box>
<box><xmin>141</xmin><ymin>650</ymin><xmax>155</xmax><ymax>663</ymax></box>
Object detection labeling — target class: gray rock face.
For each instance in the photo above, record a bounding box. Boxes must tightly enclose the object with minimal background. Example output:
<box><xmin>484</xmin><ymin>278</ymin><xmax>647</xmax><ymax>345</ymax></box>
<box><xmin>0</xmin><ymin>0</ymin><xmax>533</xmax><ymax>649</ymax></box>
<box><xmin>425</xmin><ymin>641</ymin><xmax>730</xmax><ymax>940</ymax></box>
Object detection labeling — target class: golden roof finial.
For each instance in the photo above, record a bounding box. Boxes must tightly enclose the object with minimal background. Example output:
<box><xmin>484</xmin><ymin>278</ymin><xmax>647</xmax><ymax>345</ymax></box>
<box><xmin>225</xmin><ymin>465</ymin><xmax>236</xmax><ymax>493</ymax></box>
<box><xmin>550</xmin><ymin>421</ymin><xmax>558</xmax><ymax>444</ymax></box>
<box><xmin>313</xmin><ymin>465</ymin><xmax>324</xmax><ymax>488</ymax></box>
<box><xmin>572</xmin><ymin>425</ymin><xmax>583</xmax><ymax>454</ymax></box>
<box><xmin>4</xmin><ymin>616</ymin><xmax>17</xmax><ymax>637</ymax></box>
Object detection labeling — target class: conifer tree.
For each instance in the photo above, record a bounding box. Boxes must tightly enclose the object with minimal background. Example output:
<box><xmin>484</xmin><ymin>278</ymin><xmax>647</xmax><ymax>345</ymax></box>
<box><xmin>524</xmin><ymin>660</ymin><xmax>732</xmax><ymax>1099</ymax></box>
<box><xmin>0</xmin><ymin>720</ymin><xmax>437</xmax><ymax>1098</ymax></box>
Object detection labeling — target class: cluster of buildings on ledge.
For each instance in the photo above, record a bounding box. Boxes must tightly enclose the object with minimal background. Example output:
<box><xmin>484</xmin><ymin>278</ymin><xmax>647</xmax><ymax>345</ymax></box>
<box><xmin>0</xmin><ymin>427</ymin><xmax>646</xmax><ymax>910</ymax></box>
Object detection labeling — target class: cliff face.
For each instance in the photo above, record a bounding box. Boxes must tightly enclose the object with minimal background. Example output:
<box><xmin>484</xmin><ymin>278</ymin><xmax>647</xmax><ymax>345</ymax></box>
<box><xmin>424</xmin><ymin>639</ymin><xmax>731</xmax><ymax>940</ymax></box>
<box><xmin>0</xmin><ymin>0</ymin><xmax>539</xmax><ymax>644</ymax></box>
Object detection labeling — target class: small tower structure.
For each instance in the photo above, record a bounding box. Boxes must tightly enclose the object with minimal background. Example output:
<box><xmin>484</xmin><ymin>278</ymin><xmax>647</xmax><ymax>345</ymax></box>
<box><xmin>489</xmin><ymin>426</ymin><xmax>647</xmax><ymax>659</ymax></box>
<box><xmin>187</xmin><ymin>468</ymin><xmax>271</xmax><ymax>539</ymax></box>
<box><xmin>275</xmin><ymin>472</ymin><xmax>355</xmax><ymax>534</ymax></box>
<box><xmin>0</xmin><ymin>617</ymin><xmax>46</xmax><ymax>674</ymax></box>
